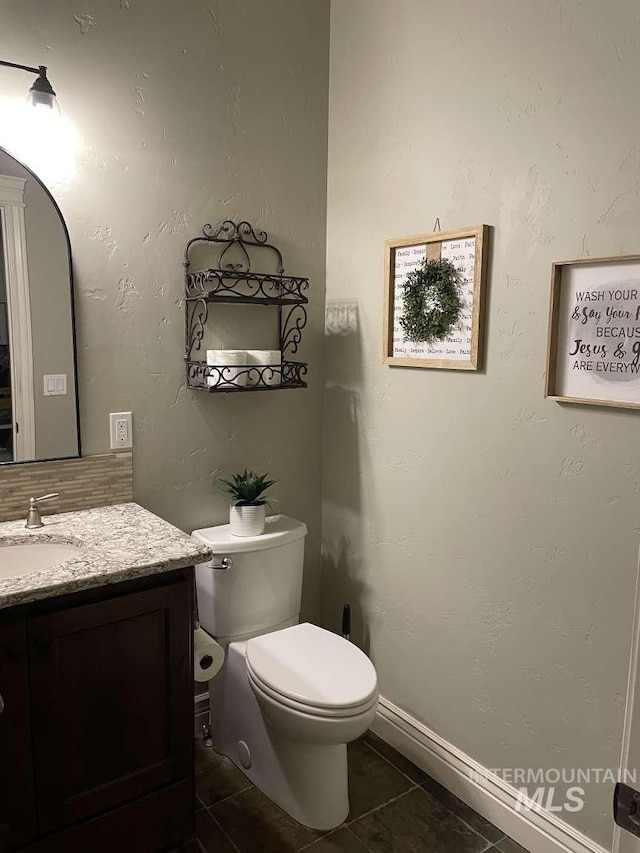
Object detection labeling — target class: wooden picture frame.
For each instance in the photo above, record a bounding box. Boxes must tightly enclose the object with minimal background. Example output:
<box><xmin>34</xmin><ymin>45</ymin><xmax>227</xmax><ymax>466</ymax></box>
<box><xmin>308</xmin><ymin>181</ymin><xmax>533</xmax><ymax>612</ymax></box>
<box><xmin>383</xmin><ymin>224</ymin><xmax>489</xmax><ymax>371</ymax></box>
<box><xmin>546</xmin><ymin>254</ymin><xmax>640</xmax><ymax>410</ymax></box>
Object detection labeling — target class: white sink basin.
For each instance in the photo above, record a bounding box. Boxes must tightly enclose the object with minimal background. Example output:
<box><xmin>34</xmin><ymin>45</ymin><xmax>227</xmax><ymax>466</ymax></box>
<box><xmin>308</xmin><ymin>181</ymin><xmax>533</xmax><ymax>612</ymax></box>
<box><xmin>0</xmin><ymin>541</ymin><xmax>84</xmax><ymax>579</ymax></box>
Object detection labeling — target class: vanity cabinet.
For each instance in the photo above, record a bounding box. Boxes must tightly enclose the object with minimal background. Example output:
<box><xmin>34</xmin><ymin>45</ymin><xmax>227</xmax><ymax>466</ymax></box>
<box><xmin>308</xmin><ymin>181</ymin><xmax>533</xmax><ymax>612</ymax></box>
<box><xmin>0</xmin><ymin>622</ymin><xmax>37</xmax><ymax>851</ymax></box>
<box><xmin>0</xmin><ymin>568</ymin><xmax>194</xmax><ymax>853</ymax></box>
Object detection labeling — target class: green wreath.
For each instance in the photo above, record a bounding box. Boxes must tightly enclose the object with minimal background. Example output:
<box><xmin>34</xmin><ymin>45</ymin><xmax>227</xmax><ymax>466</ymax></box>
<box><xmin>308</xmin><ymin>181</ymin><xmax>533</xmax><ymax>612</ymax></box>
<box><xmin>399</xmin><ymin>258</ymin><xmax>462</xmax><ymax>344</ymax></box>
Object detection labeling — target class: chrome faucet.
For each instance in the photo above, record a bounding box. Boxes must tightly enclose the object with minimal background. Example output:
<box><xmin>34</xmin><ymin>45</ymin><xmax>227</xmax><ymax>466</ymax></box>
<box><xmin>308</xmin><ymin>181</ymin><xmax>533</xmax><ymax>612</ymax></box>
<box><xmin>25</xmin><ymin>493</ymin><xmax>59</xmax><ymax>529</ymax></box>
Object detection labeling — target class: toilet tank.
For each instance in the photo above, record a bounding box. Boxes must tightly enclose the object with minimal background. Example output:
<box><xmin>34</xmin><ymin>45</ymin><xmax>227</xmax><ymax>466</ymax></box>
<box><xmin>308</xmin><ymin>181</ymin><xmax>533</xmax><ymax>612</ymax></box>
<box><xmin>192</xmin><ymin>515</ymin><xmax>307</xmax><ymax>642</ymax></box>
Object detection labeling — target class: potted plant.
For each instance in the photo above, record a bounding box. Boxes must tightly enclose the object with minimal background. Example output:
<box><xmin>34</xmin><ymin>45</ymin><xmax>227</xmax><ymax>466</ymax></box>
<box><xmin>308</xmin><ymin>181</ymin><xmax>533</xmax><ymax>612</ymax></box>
<box><xmin>216</xmin><ymin>469</ymin><xmax>276</xmax><ymax>537</ymax></box>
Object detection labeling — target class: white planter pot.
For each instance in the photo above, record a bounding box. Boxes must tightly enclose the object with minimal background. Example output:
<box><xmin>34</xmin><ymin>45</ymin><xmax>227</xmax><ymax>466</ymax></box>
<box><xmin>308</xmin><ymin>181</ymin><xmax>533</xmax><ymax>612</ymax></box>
<box><xmin>229</xmin><ymin>504</ymin><xmax>266</xmax><ymax>537</ymax></box>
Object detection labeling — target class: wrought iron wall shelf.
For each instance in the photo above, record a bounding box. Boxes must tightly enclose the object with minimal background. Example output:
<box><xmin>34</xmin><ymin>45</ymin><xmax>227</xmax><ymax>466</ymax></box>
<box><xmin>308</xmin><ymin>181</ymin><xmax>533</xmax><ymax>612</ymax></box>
<box><xmin>184</xmin><ymin>220</ymin><xmax>308</xmax><ymax>393</ymax></box>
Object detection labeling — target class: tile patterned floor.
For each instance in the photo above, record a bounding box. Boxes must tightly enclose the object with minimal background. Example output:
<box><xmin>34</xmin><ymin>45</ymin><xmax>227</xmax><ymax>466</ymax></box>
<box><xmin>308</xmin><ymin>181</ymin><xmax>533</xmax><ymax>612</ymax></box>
<box><xmin>189</xmin><ymin>731</ymin><xmax>532</xmax><ymax>853</ymax></box>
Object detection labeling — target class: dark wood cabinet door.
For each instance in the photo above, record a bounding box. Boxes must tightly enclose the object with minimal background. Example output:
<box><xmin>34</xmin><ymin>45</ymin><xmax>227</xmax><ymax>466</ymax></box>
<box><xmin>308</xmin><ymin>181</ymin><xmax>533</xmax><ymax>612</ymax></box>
<box><xmin>0</xmin><ymin>620</ymin><xmax>37</xmax><ymax>851</ymax></box>
<box><xmin>28</xmin><ymin>578</ymin><xmax>192</xmax><ymax>834</ymax></box>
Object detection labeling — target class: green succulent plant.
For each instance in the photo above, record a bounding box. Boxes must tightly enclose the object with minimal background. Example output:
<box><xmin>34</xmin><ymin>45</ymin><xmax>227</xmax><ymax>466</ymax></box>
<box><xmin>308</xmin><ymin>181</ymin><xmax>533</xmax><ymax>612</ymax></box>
<box><xmin>216</xmin><ymin>469</ymin><xmax>277</xmax><ymax>507</ymax></box>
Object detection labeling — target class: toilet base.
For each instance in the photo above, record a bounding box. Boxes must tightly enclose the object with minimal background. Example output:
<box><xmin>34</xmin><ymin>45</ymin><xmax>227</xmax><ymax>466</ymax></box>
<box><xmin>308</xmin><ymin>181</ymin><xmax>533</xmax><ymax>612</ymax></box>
<box><xmin>208</xmin><ymin>641</ymin><xmax>349</xmax><ymax>830</ymax></box>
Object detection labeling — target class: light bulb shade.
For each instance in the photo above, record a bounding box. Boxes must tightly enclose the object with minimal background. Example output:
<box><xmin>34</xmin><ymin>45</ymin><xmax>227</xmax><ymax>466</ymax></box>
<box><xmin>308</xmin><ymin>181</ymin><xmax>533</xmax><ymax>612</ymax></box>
<box><xmin>27</xmin><ymin>67</ymin><xmax>59</xmax><ymax>112</ymax></box>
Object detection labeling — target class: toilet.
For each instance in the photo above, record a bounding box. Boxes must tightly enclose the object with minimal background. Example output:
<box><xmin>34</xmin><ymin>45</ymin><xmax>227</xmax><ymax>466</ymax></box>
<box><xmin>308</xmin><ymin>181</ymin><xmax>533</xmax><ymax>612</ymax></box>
<box><xmin>193</xmin><ymin>515</ymin><xmax>378</xmax><ymax>830</ymax></box>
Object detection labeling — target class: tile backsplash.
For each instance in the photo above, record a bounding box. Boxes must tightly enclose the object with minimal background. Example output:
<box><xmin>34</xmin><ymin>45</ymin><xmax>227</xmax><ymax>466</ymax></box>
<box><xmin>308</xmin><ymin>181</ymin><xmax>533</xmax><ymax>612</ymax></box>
<box><xmin>0</xmin><ymin>452</ymin><xmax>133</xmax><ymax>522</ymax></box>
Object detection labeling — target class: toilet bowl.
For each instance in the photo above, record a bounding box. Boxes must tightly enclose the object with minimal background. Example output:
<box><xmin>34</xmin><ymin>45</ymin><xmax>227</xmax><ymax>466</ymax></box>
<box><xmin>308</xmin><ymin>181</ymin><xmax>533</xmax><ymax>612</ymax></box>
<box><xmin>249</xmin><ymin>674</ymin><xmax>378</xmax><ymax>744</ymax></box>
<box><xmin>246</xmin><ymin>622</ymin><xmax>378</xmax><ymax>743</ymax></box>
<box><xmin>193</xmin><ymin>516</ymin><xmax>379</xmax><ymax>829</ymax></box>
<box><xmin>213</xmin><ymin>624</ymin><xmax>377</xmax><ymax>829</ymax></box>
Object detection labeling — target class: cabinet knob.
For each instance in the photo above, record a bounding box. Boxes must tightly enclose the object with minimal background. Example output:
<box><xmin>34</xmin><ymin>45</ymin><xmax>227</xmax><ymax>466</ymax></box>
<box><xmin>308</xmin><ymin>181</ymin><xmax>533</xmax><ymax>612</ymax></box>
<box><xmin>0</xmin><ymin>693</ymin><xmax>4</xmax><ymax>715</ymax></box>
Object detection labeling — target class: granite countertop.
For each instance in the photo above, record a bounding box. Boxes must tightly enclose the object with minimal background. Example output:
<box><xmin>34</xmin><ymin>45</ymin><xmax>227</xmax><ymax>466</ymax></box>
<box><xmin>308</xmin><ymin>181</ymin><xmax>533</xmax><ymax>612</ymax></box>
<box><xmin>0</xmin><ymin>502</ymin><xmax>213</xmax><ymax>609</ymax></box>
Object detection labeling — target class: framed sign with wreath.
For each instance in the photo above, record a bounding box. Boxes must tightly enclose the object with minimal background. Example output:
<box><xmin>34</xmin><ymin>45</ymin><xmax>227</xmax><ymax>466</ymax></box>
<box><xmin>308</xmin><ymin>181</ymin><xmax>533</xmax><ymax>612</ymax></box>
<box><xmin>383</xmin><ymin>225</ymin><xmax>489</xmax><ymax>371</ymax></box>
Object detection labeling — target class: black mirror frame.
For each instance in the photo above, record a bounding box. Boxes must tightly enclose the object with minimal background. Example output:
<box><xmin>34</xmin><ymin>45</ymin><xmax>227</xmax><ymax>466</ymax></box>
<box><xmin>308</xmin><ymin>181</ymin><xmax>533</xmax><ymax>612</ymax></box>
<box><xmin>0</xmin><ymin>144</ymin><xmax>81</xmax><ymax>465</ymax></box>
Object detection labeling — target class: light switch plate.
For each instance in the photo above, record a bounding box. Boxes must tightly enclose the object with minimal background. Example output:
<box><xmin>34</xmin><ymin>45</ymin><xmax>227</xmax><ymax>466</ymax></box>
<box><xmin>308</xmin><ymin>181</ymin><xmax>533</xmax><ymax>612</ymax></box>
<box><xmin>109</xmin><ymin>411</ymin><xmax>133</xmax><ymax>449</ymax></box>
<box><xmin>43</xmin><ymin>374</ymin><xmax>67</xmax><ymax>396</ymax></box>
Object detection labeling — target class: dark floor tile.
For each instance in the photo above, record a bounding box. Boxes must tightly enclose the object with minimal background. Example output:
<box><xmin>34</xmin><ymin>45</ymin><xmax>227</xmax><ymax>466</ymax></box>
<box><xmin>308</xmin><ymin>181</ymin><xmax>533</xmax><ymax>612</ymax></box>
<box><xmin>211</xmin><ymin>787</ymin><xmax>320</xmax><ymax>853</ymax></box>
<box><xmin>495</xmin><ymin>838</ymin><xmax>530</xmax><ymax>853</ymax></box>
<box><xmin>304</xmin><ymin>827</ymin><xmax>371</xmax><ymax>852</ymax></box>
<box><xmin>347</xmin><ymin>738</ymin><xmax>414</xmax><ymax>821</ymax></box>
<box><xmin>176</xmin><ymin>841</ymin><xmax>201</xmax><ymax>853</ymax></box>
<box><xmin>350</xmin><ymin>787</ymin><xmax>490</xmax><ymax>853</ymax></box>
<box><xmin>363</xmin><ymin>731</ymin><xmax>428</xmax><ymax>784</ymax></box>
<box><xmin>196</xmin><ymin>810</ymin><xmax>238</xmax><ymax>852</ymax></box>
<box><xmin>195</xmin><ymin>740</ymin><xmax>252</xmax><ymax>806</ymax></box>
<box><xmin>419</xmin><ymin>776</ymin><xmax>504</xmax><ymax>843</ymax></box>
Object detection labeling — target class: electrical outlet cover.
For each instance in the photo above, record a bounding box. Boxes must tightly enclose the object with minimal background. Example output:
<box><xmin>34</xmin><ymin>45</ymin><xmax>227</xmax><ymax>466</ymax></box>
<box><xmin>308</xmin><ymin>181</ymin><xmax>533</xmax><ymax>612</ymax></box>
<box><xmin>109</xmin><ymin>412</ymin><xmax>133</xmax><ymax>449</ymax></box>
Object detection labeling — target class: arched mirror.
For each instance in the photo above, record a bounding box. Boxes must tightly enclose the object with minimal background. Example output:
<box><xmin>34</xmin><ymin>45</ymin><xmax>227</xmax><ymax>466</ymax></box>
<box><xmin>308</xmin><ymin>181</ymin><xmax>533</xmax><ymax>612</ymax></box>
<box><xmin>0</xmin><ymin>146</ymin><xmax>79</xmax><ymax>464</ymax></box>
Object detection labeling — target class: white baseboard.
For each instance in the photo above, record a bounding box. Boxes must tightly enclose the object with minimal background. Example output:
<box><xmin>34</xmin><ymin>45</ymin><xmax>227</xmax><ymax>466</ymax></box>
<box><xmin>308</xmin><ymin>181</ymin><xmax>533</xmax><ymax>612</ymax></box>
<box><xmin>372</xmin><ymin>696</ymin><xmax>610</xmax><ymax>853</ymax></box>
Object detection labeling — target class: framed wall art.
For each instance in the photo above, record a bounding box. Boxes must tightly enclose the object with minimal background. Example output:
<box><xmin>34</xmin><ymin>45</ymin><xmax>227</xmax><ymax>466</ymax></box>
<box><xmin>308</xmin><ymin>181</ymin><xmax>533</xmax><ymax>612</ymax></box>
<box><xmin>383</xmin><ymin>224</ymin><xmax>489</xmax><ymax>371</ymax></box>
<box><xmin>546</xmin><ymin>254</ymin><xmax>640</xmax><ymax>410</ymax></box>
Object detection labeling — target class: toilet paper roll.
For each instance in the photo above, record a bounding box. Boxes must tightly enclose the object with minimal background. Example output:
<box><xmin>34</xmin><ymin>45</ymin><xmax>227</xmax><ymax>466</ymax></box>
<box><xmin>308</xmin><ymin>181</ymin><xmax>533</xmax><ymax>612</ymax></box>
<box><xmin>206</xmin><ymin>350</ymin><xmax>248</xmax><ymax>365</ymax></box>
<box><xmin>206</xmin><ymin>350</ymin><xmax>249</xmax><ymax>388</ymax></box>
<box><xmin>246</xmin><ymin>350</ymin><xmax>282</xmax><ymax>387</ymax></box>
<box><xmin>246</xmin><ymin>349</ymin><xmax>282</xmax><ymax>366</ymax></box>
<box><xmin>194</xmin><ymin>627</ymin><xmax>225</xmax><ymax>682</ymax></box>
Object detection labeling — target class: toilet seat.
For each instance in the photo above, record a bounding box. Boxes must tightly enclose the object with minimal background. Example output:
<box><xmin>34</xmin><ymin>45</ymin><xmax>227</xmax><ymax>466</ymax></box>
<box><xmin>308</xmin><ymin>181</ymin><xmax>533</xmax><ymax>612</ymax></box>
<box><xmin>246</xmin><ymin>666</ymin><xmax>378</xmax><ymax>718</ymax></box>
<box><xmin>246</xmin><ymin>622</ymin><xmax>378</xmax><ymax>716</ymax></box>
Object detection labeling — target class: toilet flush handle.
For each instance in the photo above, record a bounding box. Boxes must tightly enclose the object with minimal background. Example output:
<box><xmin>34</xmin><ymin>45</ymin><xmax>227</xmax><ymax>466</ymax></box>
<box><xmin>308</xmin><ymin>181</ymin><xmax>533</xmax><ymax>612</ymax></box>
<box><xmin>210</xmin><ymin>556</ymin><xmax>233</xmax><ymax>571</ymax></box>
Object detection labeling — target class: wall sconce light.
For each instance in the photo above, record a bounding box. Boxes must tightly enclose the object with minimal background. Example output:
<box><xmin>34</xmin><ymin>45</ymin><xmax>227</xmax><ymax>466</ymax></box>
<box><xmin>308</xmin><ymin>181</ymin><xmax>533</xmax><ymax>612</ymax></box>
<box><xmin>0</xmin><ymin>60</ymin><xmax>59</xmax><ymax>112</ymax></box>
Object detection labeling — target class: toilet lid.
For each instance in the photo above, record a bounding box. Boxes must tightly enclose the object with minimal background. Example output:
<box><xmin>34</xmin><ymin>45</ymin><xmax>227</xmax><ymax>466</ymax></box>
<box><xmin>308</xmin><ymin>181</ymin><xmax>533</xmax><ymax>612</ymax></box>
<box><xmin>246</xmin><ymin>622</ymin><xmax>378</xmax><ymax>711</ymax></box>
